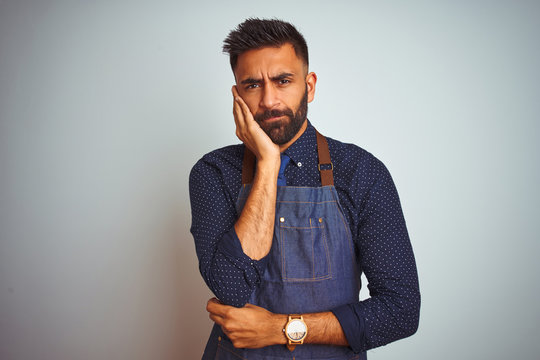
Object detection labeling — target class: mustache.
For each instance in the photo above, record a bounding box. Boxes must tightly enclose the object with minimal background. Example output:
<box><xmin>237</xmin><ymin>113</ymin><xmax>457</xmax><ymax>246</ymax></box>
<box><xmin>254</xmin><ymin>108</ymin><xmax>294</xmax><ymax>123</ymax></box>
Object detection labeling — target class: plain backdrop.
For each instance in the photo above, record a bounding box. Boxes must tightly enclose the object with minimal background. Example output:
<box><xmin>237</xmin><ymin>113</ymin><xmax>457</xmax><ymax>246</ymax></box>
<box><xmin>1</xmin><ymin>1</ymin><xmax>539</xmax><ymax>359</ymax></box>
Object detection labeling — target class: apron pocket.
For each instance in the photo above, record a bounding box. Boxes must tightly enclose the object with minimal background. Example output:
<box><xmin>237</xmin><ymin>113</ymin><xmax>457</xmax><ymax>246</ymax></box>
<box><xmin>278</xmin><ymin>217</ymin><xmax>332</xmax><ymax>282</ymax></box>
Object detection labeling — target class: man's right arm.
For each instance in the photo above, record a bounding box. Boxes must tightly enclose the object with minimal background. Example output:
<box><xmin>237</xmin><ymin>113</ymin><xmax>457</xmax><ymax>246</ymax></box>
<box><xmin>189</xmin><ymin>89</ymin><xmax>280</xmax><ymax>307</ymax></box>
<box><xmin>231</xmin><ymin>88</ymin><xmax>280</xmax><ymax>261</ymax></box>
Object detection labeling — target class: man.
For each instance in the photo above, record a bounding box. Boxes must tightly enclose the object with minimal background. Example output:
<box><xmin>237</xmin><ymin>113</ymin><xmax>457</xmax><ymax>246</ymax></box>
<box><xmin>189</xmin><ymin>18</ymin><xmax>420</xmax><ymax>359</ymax></box>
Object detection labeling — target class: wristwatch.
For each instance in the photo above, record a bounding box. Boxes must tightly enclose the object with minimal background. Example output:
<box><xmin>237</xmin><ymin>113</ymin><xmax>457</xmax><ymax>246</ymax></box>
<box><xmin>284</xmin><ymin>314</ymin><xmax>307</xmax><ymax>351</ymax></box>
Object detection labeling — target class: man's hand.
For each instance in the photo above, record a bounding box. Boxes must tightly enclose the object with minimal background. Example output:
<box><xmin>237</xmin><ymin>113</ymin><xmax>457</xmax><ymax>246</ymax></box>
<box><xmin>207</xmin><ymin>297</ymin><xmax>287</xmax><ymax>349</ymax></box>
<box><xmin>232</xmin><ymin>86</ymin><xmax>280</xmax><ymax>165</ymax></box>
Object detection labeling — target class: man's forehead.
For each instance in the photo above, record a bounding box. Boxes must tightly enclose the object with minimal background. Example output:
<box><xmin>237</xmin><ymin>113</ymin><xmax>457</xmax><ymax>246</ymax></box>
<box><xmin>234</xmin><ymin>44</ymin><xmax>305</xmax><ymax>80</ymax></box>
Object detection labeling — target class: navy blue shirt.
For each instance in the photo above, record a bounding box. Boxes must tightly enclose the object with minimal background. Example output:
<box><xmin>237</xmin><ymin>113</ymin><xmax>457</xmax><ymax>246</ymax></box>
<box><xmin>189</xmin><ymin>122</ymin><xmax>420</xmax><ymax>353</ymax></box>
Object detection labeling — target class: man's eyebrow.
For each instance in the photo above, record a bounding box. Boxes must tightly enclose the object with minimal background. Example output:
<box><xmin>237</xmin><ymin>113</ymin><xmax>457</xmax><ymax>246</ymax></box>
<box><xmin>270</xmin><ymin>73</ymin><xmax>294</xmax><ymax>81</ymax></box>
<box><xmin>240</xmin><ymin>77</ymin><xmax>262</xmax><ymax>85</ymax></box>
<box><xmin>240</xmin><ymin>73</ymin><xmax>295</xmax><ymax>85</ymax></box>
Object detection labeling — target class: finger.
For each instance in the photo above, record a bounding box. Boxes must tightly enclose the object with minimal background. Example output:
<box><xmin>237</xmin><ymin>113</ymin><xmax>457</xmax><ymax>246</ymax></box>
<box><xmin>234</xmin><ymin>94</ymin><xmax>254</xmax><ymax>123</ymax></box>
<box><xmin>209</xmin><ymin>313</ymin><xmax>224</xmax><ymax>325</ymax></box>
<box><xmin>231</xmin><ymin>86</ymin><xmax>253</xmax><ymax>124</ymax></box>
<box><xmin>233</xmin><ymin>97</ymin><xmax>243</xmax><ymax>127</ymax></box>
<box><xmin>206</xmin><ymin>298</ymin><xmax>230</xmax><ymax>316</ymax></box>
<box><xmin>207</xmin><ymin>297</ymin><xmax>221</xmax><ymax>305</ymax></box>
<box><xmin>232</xmin><ymin>89</ymin><xmax>247</xmax><ymax>134</ymax></box>
<box><xmin>233</xmin><ymin>101</ymin><xmax>246</xmax><ymax>142</ymax></box>
<box><xmin>206</xmin><ymin>297</ymin><xmax>222</xmax><ymax>313</ymax></box>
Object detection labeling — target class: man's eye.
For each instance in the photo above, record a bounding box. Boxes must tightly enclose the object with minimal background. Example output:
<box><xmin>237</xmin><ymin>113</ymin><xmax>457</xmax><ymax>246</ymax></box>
<box><xmin>246</xmin><ymin>84</ymin><xmax>259</xmax><ymax>90</ymax></box>
<box><xmin>279</xmin><ymin>79</ymin><xmax>290</xmax><ymax>85</ymax></box>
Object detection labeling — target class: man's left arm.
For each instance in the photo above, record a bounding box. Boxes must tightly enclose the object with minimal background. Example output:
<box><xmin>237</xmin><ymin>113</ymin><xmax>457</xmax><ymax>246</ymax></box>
<box><xmin>331</xmin><ymin>159</ymin><xmax>420</xmax><ymax>352</ymax></box>
<box><xmin>206</xmin><ymin>158</ymin><xmax>420</xmax><ymax>352</ymax></box>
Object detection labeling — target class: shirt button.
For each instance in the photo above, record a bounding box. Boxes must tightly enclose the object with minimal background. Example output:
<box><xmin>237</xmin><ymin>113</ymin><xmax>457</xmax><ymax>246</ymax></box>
<box><xmin>279</xmin><ymin>217</ymin><xmax>285</xmax><ymax>223</ymax></box>
<box><xmin>297</xmin><ymin>162</ymin><xmax>302</xmax><ymax>167</ymax></box>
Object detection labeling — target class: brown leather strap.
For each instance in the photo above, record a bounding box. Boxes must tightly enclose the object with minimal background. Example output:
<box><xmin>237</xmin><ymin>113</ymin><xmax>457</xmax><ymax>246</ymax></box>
<box><xmin>241</xmin><ymin>147</ymin><xmax>256</xmax><ymax>185</ymax></box>
<box><xmin>316</xmin><ymin>130</ymin><xmax>334</xmax><ymax>186</ymax></box>
<box><xmin>240</xmin><ymin>129</ymin><xmax>334</xmax><ymax>186</ymax></box>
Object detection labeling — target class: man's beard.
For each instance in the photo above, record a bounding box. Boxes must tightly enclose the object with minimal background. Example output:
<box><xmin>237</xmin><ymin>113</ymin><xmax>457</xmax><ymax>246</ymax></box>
<box><xmin>254</xmin><ymin>88</ymin><xmax>308</xmax><ymax>145</ymax></box>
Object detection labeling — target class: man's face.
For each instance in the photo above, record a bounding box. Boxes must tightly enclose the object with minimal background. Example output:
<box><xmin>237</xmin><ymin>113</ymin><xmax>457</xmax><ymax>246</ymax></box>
<box><xmin>233</xmin><ymin>43</ymin><xmax>316</xmax><ymax>145</ymax></box>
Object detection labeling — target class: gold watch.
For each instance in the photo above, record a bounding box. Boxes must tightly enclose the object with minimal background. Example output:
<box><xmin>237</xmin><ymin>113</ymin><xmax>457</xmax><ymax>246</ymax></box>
<box><xmin>284</xmin><ymin>314</ymin><xmax>307</xmax><ymax>351</ymax></box>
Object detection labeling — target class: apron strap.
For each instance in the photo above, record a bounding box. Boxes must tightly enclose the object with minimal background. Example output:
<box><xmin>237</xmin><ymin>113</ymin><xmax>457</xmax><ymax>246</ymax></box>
<box><xmin>241</xmin><ymin>129</ymin><xmax>334</xmax><ymax>186</ymax></box>
<box><xmin>316</xmin><ymin>130</ymin><xmax>334</xmax><ymax>186</ymax></box>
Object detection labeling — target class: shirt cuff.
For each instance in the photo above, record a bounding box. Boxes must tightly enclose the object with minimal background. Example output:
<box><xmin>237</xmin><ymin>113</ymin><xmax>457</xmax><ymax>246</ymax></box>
<box><xmin>217</xmin><ymin>228</ymin><xmax>269</xmax><ymax>283</ymax></box>
<box><xmin>331</xmin><ymin>303</ymin><xmax>366</xmax><ymax>354</ymax></box>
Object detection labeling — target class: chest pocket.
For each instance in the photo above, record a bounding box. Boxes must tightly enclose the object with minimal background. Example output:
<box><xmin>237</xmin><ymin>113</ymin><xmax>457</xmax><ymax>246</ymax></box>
<box><xmin>278</xmin><ymin>216</ymin><xmax>332</xmax><ymax>282</ymax></box>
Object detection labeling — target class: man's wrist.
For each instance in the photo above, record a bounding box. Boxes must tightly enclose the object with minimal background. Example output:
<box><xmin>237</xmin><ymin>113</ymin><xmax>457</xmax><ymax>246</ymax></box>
<box><xmin>257</xmin><ymin>156</ymin><xmax>281</xmax><ymax>175</ymax></box>
<box><xmin>272</xmin><ymin>313</ymin><xmax>288</xmax><ymax>345</ymax></box>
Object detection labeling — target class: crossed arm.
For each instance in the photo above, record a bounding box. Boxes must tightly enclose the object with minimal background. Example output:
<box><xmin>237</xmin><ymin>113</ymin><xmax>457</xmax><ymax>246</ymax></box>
<box><xmin>206</xmin><ymin>298</ymin><xmax>347</xmax><ymax>349</ymax></box>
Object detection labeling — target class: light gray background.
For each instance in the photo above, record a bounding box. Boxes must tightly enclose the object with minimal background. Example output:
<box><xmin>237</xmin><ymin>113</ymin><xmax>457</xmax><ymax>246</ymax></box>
<box><xmin>1</xmin><ymin>1</ymin><xmax>539</xmax><ymax>359</ymax></box>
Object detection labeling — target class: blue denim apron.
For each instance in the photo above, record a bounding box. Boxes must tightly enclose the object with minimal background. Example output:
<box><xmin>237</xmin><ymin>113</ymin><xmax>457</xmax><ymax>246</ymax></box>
<box><xmin>203</xmin><ymin>131</ymin><xmax>364</xmax><ymax>359</ymax></box>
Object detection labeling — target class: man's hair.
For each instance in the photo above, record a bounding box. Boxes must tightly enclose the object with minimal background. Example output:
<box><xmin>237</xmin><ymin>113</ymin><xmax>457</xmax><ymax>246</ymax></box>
<box><xmin>223</xmin><ymin>18</ymin><xmax>309</xmax><ymax>71</ymax></box>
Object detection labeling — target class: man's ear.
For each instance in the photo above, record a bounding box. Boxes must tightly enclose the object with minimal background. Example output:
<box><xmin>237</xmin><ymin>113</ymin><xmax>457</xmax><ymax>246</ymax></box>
<box><xmin>306</xmin><ymin>72</ymin><xmax>317</xmax><ymax>103</ymax></box>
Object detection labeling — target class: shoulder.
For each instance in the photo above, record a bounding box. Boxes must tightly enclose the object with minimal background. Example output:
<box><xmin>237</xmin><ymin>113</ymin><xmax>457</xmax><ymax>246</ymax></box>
<box><xmin>190</xmin><ymin>144</ymin><xmax>244</xmax><ymax>179</ymax></box>
<box><xmin>326</xmin><ymin>136</ymin><xmax>389</xmax><ymax>183</ymax></box>
<box><xmin>189</xmin><ymin>144</ymin><xmax>245</xmax><ymax>203</ymax></box>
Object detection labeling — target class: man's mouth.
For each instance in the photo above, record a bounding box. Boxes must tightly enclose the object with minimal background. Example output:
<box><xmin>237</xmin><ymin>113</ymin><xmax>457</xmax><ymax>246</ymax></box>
<box><xmin>255</xmin><ymin>109</ymin><xmax>291</xmax><ymax>124</ymax></box>
<box><xmin>261</xmin><ymin>115</ymin><xmax>285</xmax><ymax>122</ymax></box>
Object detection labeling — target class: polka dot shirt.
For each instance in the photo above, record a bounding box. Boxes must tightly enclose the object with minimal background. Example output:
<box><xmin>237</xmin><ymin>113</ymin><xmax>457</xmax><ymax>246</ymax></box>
<box><xmin>189</xmin><ymin>122</ymin><xmax>420</xmax><ymax>353</ymax></box>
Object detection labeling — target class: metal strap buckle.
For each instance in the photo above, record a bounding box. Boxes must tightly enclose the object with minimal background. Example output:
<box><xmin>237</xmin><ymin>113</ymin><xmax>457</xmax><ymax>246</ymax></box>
<box><xmin>318</xmin><ymin>162</ymin><xmax>333</xmax><ymax>171</ymax></box>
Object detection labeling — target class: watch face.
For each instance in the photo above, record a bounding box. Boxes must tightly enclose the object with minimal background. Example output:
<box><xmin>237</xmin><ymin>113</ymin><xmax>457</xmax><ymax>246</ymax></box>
<box><xmin>287</xmin><ymin>319</ymin><xmax>307</xmax><ymax>341</ymax></box>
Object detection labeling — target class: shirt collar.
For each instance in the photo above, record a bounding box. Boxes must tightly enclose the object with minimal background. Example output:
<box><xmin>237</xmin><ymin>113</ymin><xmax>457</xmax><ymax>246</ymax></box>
<box><xmin>282</xmin><ymin>120</ymin><xmax>317</xmax><ymax>168</ymax></box>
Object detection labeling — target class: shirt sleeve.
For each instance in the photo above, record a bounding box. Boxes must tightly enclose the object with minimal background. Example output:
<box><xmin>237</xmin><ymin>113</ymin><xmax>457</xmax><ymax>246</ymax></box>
<box><xmin>189</xmin><ymin>158</ymin><xmax>268</xmax><ymax>307</ymax></box>
<box><xmin>332</xmin><ymin>159</ymin><xmax>420</xmax><ymax>353</ymax></box>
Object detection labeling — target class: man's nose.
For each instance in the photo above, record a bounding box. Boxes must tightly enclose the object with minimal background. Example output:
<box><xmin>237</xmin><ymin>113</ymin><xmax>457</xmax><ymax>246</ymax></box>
<box><xmin>260</xmin><ymin>83</ymin><xmax>279</xmax><ymax>109</ymax></box>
